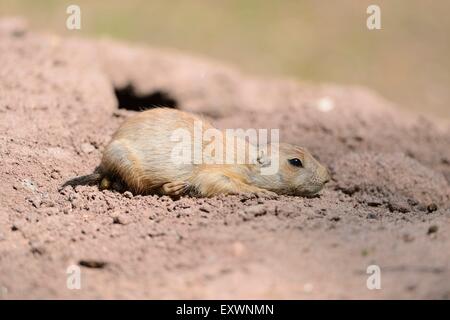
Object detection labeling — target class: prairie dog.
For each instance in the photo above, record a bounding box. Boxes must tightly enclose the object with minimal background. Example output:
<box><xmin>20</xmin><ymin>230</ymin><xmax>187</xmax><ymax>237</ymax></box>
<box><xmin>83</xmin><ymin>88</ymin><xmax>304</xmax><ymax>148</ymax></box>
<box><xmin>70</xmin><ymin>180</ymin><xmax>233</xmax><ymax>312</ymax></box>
<box><xmin>66</xmin><ymin>108</ymin><xmax>330</xmax><ymax>197</ymax></box>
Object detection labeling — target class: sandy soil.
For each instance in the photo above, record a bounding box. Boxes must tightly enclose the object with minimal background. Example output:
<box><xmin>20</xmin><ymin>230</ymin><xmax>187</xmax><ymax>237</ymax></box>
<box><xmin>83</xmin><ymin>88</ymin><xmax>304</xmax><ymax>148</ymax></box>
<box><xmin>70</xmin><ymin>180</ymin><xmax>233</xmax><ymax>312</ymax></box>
<box><xmin>0</xmin><ymin>17</ymin><xmax>449</xmax><ymax>299</ymax></box>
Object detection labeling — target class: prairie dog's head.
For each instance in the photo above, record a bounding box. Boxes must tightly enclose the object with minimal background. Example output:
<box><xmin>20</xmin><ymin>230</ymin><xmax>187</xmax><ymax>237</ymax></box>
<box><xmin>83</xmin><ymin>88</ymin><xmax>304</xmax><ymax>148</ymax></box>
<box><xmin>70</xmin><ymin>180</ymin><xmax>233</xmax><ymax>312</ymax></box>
<box><xmin>254</xmin><ymin>143</ymin><xmax>330</xmax><ymax>196</ymax></box>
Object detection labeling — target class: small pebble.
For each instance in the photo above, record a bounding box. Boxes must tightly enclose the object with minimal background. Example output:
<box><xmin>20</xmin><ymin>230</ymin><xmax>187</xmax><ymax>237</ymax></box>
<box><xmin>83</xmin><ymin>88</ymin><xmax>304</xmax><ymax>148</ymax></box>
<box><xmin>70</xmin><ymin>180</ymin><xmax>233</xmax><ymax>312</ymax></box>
<box><xmin>30</xmin><ymin>243</ymin><xmax>46</xmax><ymax>255</ymax></box>
<box><xmin>123</xmin><ymin>191</ymin><xmax>133</xmax><ymax>199</ymax></box>
<box><xmin>367</xmin><ymin>213</ymin><xmax>377</xmax><ymax>219</ymax></box>
<box><xmin>80</xmin><ymin>143</ymin><xmax>95</xmax><ymax>154</ymax></box>
<box><xmin>113</xmin><ymin>215</ymin><xmax>131</xmax><ymax>225</ymax></box>
<box><xmin>427</xmin><ymin>225</ymin><xmax>438</xmax><ymax>235</ymax></box>
<box><xmin>388</xmin><ymin>200</ymin><xmax>410</xmax><ymax>213</ymax></box>
<box><xmin>50</xmin><ymin>171</ymin><xmax>61</xmax><ymax>179</ymax></box>
<box><xmin>244</xmin><ymin>205</ymin><xmax>266</xmax><ymax>217</ymax></box>
<box><xmin>427</xmin><ymin>203</ymin><xmax>438</xmax><ymax>213</ymax></box>
<box><xmin>22</xmin><ymin>179</ymin><xmax>37</xmax><ymax>192</ymax></box>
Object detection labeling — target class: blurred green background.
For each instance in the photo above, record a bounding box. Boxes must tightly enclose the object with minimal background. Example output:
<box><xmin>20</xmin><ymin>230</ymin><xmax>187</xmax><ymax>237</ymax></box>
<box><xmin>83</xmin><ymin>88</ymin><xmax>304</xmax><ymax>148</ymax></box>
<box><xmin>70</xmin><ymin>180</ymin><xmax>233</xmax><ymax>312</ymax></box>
<box><xmin>2</xmin><ymin>0</ymin><xmax>449</xmax><ymax>118</ymax></box>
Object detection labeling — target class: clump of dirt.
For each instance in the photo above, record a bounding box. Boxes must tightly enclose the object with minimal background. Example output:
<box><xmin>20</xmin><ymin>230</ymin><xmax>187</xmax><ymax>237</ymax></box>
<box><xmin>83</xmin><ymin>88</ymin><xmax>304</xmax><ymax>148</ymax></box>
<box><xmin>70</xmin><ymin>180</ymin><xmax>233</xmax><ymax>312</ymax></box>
<box><xmin>0</xmin><ymin>17</ymin><xmax>449</xmax><ymax>299</ymax></box>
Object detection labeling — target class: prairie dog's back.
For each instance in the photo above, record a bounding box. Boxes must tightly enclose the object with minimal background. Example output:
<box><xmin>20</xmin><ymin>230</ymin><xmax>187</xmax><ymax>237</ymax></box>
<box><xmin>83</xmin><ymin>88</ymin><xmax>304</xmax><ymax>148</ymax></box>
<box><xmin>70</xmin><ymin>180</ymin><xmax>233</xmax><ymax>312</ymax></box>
<box><xmin>101</xmin><ymin>108</ymin><xmax>214</xmax><ymax>193</ymax></box>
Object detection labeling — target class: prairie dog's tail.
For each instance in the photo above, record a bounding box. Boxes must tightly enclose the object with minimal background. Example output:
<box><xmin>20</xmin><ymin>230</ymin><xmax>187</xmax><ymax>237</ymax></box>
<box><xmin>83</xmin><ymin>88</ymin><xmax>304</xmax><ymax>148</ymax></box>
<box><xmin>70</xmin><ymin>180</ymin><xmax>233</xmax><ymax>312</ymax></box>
<box><xmin>61</xmin><ymin>172</ymin><xmax>103</xmax><ymax>189</ymax></box>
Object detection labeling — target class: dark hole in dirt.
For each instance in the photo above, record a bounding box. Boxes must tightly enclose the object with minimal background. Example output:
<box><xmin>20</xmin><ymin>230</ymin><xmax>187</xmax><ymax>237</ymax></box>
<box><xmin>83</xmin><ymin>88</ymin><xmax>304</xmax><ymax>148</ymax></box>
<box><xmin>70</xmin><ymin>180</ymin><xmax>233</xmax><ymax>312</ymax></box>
<box><xmin>115</xmin><ymin>85</ymin><xmax>178</xmax><ymax>111</ymax></box>
<box><xmin>78</xmin><ymin>259</ymin><xmax>108</xmax><ymax>269</ymax></box>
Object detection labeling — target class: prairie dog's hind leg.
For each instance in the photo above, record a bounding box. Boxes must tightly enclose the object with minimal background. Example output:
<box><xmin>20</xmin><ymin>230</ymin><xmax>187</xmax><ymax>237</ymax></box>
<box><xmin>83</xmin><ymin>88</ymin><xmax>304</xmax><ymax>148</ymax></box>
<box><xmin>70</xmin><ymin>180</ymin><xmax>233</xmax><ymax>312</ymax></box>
<box><xmin>158</xmin><ymin>181</ymin><xmax>190</xmax><ymax>197</ymax></box>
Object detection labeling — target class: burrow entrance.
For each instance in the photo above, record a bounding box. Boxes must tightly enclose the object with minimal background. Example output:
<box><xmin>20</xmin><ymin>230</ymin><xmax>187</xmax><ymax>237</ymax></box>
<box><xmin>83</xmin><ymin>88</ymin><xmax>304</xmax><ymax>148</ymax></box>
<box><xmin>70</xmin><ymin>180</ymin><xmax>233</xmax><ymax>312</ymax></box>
<box><xmin>114</xmin><ymin>85</ymin><xmax>178</xmax><ymax>111</ymax></box>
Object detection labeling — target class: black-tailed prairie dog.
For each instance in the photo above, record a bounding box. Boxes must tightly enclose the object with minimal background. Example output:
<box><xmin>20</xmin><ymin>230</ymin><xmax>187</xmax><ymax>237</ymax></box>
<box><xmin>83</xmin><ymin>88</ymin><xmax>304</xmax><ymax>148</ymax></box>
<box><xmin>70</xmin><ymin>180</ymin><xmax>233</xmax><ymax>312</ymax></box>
<box><xmin>65</xmin><ymin>108</ymin><xmax>330</xmax><ymax>197</ymax></box>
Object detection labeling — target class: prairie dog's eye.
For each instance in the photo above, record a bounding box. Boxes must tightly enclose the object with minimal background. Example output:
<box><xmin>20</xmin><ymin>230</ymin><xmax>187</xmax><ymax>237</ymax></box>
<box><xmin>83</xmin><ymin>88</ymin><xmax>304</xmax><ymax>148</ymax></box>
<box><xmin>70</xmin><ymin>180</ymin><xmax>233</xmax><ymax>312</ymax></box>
<box><xmin>288</xmin><ymin>158</ymin><xmax>303</xmax><ymax>167</ymax></box>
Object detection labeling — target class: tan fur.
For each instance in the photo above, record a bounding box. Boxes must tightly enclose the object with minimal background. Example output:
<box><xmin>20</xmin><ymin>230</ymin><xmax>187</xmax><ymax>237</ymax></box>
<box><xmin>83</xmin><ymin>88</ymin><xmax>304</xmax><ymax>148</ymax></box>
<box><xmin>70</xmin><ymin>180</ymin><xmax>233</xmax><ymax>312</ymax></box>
<box><xmin>97</xmin><ymin>108</ymin><xmax>330</xmax><ymax>197</ymax></box>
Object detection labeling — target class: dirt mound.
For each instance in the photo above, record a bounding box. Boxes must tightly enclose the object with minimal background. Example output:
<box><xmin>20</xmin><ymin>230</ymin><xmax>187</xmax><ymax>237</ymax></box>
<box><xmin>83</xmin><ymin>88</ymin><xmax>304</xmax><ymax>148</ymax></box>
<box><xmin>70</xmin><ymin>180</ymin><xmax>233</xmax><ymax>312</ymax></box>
<box><xmin>0</xmin><ymin>18</ymin><xmax>449</xmax><ymax>299</ymax></box>
<box><xmin>333</xmin><ymin>152</ymin><xmax>449</xmax><ymax>212</ymax></box>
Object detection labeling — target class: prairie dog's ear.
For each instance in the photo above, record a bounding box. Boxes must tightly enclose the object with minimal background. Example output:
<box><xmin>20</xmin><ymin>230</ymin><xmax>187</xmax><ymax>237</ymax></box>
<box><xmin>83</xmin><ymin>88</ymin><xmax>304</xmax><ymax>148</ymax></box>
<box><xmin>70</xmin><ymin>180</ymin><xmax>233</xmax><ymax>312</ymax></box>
<box><xmin>256</xmin><ymin>149</ymin><xmax>271</xmax><ymax>167</ymax></box>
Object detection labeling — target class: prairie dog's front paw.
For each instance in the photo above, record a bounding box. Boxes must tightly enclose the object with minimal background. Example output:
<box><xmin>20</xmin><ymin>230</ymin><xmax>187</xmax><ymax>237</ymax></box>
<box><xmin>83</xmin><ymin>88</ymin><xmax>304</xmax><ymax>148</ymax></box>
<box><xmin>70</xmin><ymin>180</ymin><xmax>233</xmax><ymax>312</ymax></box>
<box><xmin>161</xmin><ymin>181</ymin><xmax>190</xmax><ymax>196</ymax></box>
